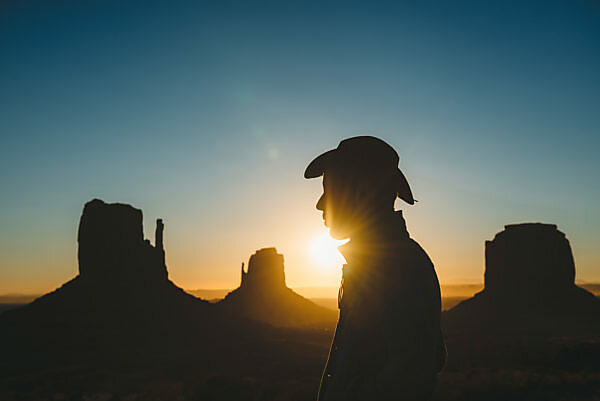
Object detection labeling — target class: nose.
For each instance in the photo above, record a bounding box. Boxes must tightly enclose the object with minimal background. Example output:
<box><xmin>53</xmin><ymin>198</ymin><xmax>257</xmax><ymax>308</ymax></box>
<box><xmin>316</xmin><ymin>194</ymin><xmax>325</xmax><ymax>211</ymax></box>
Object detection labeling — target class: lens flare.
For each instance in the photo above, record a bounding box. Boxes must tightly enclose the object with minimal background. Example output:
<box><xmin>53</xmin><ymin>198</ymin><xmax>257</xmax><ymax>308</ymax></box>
<box><xmin>309</xmin><ymin>232</ymin><xmax>348</xmax><ymax>270</ymax></box>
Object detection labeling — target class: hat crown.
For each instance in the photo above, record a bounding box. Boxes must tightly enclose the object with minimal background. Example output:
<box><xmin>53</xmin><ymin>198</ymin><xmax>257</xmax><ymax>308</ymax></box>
<box><xmin>337</xmin><ymin>136</ymin><xmax>399</xmax><ymax>167</ymax></box>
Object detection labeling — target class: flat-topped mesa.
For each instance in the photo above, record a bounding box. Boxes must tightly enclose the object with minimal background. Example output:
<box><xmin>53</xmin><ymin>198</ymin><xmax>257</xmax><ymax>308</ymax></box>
<box><xmin>240</xmin><ymin>247</ymin><xmax>286</xmax><ymax>290</ymax></box>
<box><xmin>77</xmin><ymin>199</ymin><xmax>167</xmax><ymax>283</ymax></box>
<box><xmin>484</xmin><ymin>223</ymin><xmax>576</xmax><ymax>300</ymax></box>
<box><xmin>444</xmin><ymin>222</ymin><xmax>600</xmax><ymax>339</ymax></box>
<box><xmin>220</xmin><ymin>247</ymin><xmax>336</xmax><ymax>326</ymax></box>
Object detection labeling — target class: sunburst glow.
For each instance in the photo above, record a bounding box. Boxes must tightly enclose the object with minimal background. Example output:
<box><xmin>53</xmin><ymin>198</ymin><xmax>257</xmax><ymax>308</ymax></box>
<box><xmin>309</xmin><ymin>232</ymin><xmax>348</xmax><ymax>269</ymax></box>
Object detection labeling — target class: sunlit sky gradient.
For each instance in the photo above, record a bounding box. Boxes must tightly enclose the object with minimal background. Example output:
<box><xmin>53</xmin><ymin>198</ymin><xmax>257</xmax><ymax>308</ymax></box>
<box><xmin>1</xmin><ymin>0</ymin><xmax>599</xmax><ymax>295</ymax></box>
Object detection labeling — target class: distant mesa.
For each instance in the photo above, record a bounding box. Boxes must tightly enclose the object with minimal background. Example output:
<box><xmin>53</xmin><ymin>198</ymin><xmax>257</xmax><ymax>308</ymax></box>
<box><xmin>444</xmin><ymin>223</ymin><xmax>600</xmax><ymax>338</ymax></box>
<box><xmin>240</xmin><ymin>247</ymin><xmax>286</xmax><ymax>290</ymax></box>
<box><xmin>218</xmin><ymin>247</ymin><xmax>337</xmax><ymax>327</ymax></box>
<box><xmin>484</xmin><ymin>223</ymin><xmax>576</xmax><ymax>301</ymax></box>
<box><xmin>78</xmin><ymin>199</ymin><xmax>168</xmax><ymax>285</ymax></box>
<box><xmin>1</xmin><ymin>199</ymin><xmax>207</xmax><ymax>325</ymax></box>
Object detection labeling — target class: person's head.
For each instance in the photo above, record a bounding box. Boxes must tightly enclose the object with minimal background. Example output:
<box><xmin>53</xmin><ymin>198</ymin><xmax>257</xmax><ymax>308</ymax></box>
<box><xmin>305</xmin><ymin>136</ymin><xmax>414</xmax><ymax>240</ymax></box>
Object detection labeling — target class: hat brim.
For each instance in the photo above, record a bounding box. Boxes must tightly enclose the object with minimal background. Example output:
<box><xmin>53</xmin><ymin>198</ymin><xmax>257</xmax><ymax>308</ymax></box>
<box><xmin>304</xmin><ymin>149</ymin><xmax>336</xmax><ymax>179</ymax></box>
<box><xmin>394</xmin><ymin>168</ymin><xmax>415</xmax><ymax>205</ymax></box>
<box><xmin>304</xmin><ymin>149</ymin><xmax>415</xmax><ymax>205</ymax></box>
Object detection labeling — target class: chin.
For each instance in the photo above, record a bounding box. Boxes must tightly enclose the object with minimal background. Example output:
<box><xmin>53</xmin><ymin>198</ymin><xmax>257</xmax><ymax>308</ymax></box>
<box><xmin>329</xmin><ymin>226</ymin><xmax>350</xmax><ymax>241</ymax></box>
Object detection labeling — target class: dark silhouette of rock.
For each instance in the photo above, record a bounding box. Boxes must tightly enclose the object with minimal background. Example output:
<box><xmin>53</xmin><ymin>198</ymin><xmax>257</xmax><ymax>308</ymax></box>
<box><xmin>484</xmin><ymin>223</ymin><xmax>576</xmax><ymax>302</ymax></box>
<box><xmin>240</xmin><ymin>247</ymin><xmax>286</xmax><ymax>290</ymax></box>
<box><xmin>444</xmin><ymin>223</ymin><xmax>600</xmax><ymax>339</ymax></box>
<box><xmin>0</xmin><ymin>199</ymin><xmax>210</xmax><ymax>333</ymax></box>
<box><xmin>218</xmin><ymin>248</ymin><xmax>337</xmax><ymax>327</ymax></box>
<box><xmin>78</xmin><ymin>199</ymin><xmax>168</xmax><ymax>285</ymax></box>
<box><xmin>156</xmin><ymin>218</ymin><xmax>164</xmax><ymax>251</ymax></box>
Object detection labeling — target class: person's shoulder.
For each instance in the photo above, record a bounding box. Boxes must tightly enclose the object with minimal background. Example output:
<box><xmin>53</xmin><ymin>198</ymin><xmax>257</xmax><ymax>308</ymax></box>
<box><xmin>407</xmin><ymin>238</ymin><xmax>433</xmax><ymax>265</ymax></box>
<box><xmin>395</xmin><ymin>236</ymin><xmax>434</xmax><ymax>270</ymax></box>
<box><xmin>389</xmin><ymin>211</ymin><xmax>434</xmax><ymax>267</ymax></box>
<box><xmin>379</xmin><ymin>237</ymin><xmax>433</xmax><ymax>293</ymax></box>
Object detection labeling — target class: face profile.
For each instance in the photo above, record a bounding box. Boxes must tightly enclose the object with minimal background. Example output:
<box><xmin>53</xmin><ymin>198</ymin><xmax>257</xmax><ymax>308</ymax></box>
<box><xmin>315</xmin><ymin>171</ymin><xmax>355</xmax><ymax>240</ymax></box>
<box><xmin>315</xmin><ymin>168</ymin><xmax>384</xmax><ymax>240</ymax></box>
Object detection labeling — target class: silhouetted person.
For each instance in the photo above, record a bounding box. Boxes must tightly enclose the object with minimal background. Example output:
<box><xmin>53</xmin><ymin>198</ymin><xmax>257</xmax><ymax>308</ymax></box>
<box><xmin>305</xmin><ymin>136</ymin><xmax>446</xmax><ymax>400</ymax></box>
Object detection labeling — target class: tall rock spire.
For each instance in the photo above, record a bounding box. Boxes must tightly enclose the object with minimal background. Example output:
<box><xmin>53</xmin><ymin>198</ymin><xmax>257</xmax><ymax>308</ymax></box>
<box><xmin>155</xmin><ymin>218</ymin><xmax>164</xmax><ymax>251</ymax></box>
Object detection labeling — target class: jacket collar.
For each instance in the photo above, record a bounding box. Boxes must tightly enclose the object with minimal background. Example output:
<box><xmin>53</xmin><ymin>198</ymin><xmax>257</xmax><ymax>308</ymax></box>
<box><xmin>337</xmin><ymin>210</ymin><xmax>409</xmax><ymax>266</ymax></box>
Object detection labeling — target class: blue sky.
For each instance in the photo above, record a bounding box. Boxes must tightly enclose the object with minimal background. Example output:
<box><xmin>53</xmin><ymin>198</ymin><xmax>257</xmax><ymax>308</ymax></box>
<box><xmin>1</xmin><ymin>0</ymin><xmax>599</xmax><ymax>293</ymax></box>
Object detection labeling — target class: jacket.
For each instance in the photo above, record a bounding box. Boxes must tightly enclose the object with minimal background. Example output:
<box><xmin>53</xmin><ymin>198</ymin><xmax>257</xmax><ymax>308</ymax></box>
<box><xmin>318</xmin><ymin>211</ymin><xmax>446</xmax><ymax>401</ymax></box>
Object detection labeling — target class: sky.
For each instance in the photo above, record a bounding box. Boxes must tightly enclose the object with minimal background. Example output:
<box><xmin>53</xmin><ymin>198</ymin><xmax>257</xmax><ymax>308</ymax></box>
<box><xmin>1</xmin><ymin>0</ymin><xmax>599</xmax><ymax>295</ymax></box>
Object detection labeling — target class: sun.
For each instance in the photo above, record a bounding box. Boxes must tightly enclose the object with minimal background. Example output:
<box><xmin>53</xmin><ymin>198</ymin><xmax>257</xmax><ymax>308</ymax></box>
<box><xmin>309</xmin><ymin>231</ymin><xmax>348</xmax><ymax>269</ymax></box>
